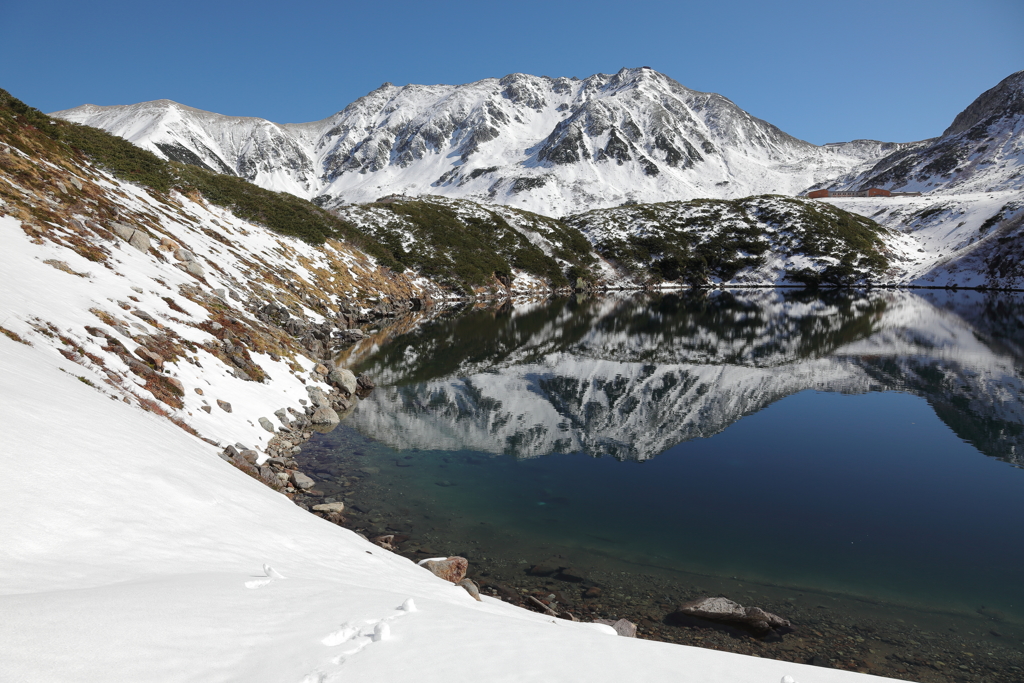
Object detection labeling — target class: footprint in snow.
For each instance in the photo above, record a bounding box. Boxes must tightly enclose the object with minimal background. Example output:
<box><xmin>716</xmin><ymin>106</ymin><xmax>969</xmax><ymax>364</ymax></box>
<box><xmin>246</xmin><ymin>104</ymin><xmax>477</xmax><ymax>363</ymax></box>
<box><xmin>244</xmin><ymin>564</ymin><xmax>286</xmax><ymax>589</ymax></box>
<box><xmin>304</xmin><ymin>599</ymin><xmax>418</xmax><ymax>679</ymax></box>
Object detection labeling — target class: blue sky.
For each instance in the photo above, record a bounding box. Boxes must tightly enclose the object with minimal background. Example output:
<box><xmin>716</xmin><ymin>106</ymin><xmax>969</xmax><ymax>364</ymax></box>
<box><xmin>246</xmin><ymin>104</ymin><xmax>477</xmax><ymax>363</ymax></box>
<box><xmin>2</xmin><ymin>0</ymin><xmax>1021</xmax><ymax>145</ymax></box>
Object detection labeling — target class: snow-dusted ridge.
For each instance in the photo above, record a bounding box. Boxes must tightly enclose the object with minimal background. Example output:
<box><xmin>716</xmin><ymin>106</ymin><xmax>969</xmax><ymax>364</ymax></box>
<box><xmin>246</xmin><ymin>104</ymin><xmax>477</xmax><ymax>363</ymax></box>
<box><xmin>53</xmin><ymin>68</ymin><xmax>900</xmax><ymax>216</ymax></box>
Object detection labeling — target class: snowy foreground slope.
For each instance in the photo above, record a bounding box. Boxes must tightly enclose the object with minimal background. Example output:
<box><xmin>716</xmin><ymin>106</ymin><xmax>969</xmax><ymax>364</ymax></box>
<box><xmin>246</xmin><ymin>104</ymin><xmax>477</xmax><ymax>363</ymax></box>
<box><xmin>0</xmin><ymin>341</ymin><xmax>896</xmax><ymax>683</ymax></box>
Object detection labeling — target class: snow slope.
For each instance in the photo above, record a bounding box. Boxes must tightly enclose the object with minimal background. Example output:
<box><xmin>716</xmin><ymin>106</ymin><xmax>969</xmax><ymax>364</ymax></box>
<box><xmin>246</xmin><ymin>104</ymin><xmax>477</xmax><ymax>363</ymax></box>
<box><xmin>0</xmin><ymin>225</ymin><xmax>896</xmax><ymax>683</ymax></box>
<box><xmin>1</xmin><ymin>337</ymin><xmax>895</xmax><ymax>683</ymax></box>
<box><xmin>53</xmin><ymin>68</ymin><xmax>898</xmax><ymax>216</ymax></box>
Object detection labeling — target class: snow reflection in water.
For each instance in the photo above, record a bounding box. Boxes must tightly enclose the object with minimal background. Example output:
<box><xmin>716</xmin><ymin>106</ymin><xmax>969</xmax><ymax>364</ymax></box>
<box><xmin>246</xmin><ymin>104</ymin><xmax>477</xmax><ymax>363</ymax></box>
<box><xmin>315</xmin><ymin>289</ymin><xmax>1024</xmax><ymax>624</ymax></box>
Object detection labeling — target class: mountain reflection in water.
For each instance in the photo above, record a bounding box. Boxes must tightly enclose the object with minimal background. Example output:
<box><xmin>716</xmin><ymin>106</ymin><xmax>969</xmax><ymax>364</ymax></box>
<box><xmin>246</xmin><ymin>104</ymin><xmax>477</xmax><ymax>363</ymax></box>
<box><xmin>344</xmin><ymin>290</ymin><xmax>1024</xmax><ymax>465</ymax></box>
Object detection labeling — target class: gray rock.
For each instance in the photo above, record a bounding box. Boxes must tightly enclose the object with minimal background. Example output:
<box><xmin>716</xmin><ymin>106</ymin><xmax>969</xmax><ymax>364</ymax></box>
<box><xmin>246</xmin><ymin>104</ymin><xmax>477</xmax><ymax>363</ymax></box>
<box><xmin>258</xmin><ymin>417</ymin><xmax>275</xmax><ymax>433</ymax></box>
<box><xmin>128</xmin><ymin>229</ymin><xmax>151</xmax><ymax>253</ymax></box>
<box><xmin>239</xmin><ymin>450</ymin><xmax>259</xmax><ymax>464</ymax></box>
<box><xmin>312</xmin><ymin>502</ymin><xmax>345</xmax><ymax>513</ymax></box>
<box><xmin>184</xmin><ymin>261</ymin><xmax>204</xmax><ymax>278</ymax></box>
<box><xmin>669</xmin><ymin>597</ymin><xmax>792</xmax><ymax>634</ymax></box>
<box><xmin>174</xmin><ymin>248</ymin><xmax>196</xmax><ymax>262</ymax></box>
<box><xmin>217</xmin><ymin>399</ymin><xmax>232</xmax><ymax>413</ymax></box>
<box><xmin>305</xmin><ymin>385</ymin><xmax>330</xmax><ymax>407</ymax></box>
<box><xmin>459</xmin><ymin>578</ymin><xmax>482</xmax><ymax>602</ymax></box>
<box><xmin>273</xmin><ymin>409</ymin><xmax>292</xmax><ymax>427</ymax></box>
<box><xmin>327</xmin><ymin>367</ymin><xmax>358</xmax><ymax>395</ymax></box>
<box><xmin>110</xmin><ymin>221</ymin><xmax>135</xmax><ymax>241</ymax></box>
<box><xmin>310</xmin><ymin>405</ymin><xmax>340</xmax><ymax>425</ymax></box>
<box><xmin>70</xmin><ymin>176</ymin><xmax>83</xmax><ymax>191</ymax></box>
<box><xmin>290</xmin><ymin>471</ymin><xmax>315</xmax><ymax>490</ymax></box>
<box><xmin>594</xmin><ymin>618</ymin><xmax>637</xmax><ymax>637</ymax></box>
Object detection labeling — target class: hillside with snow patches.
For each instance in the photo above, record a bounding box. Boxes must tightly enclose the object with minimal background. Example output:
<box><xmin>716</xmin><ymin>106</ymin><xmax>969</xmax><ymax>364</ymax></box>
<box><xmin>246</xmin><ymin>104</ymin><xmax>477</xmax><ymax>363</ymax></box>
<box><xmin>53</xmin><ymin>67</ymin><xmax>902</xmax><ymax>216</ymax></box>
<box><xmin>0</xmin><ymin>87</ymin><xmax>905</xmax><ymax>682</ymax></box>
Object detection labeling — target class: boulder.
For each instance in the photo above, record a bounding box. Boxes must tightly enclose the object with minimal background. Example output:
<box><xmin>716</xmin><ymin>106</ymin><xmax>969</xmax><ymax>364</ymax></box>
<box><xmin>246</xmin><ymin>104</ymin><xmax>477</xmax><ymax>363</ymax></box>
<box><xmin>273</xmin><ymin>409</ymin><xmax>292</xmax><ymax>428</ymax></box>
<box><xmin>174</xmin><ymin>248</ymin><xmax>196</xmax><ymax>262</ymax></box>
<box><xmin>419</xmin><ymin>556</ymin><xmax>468</xmax><ymax>584</ymax></box>
<box><xmin>184</xmin><ymin>261</ymin><xmax>205</xmax><ymax>278</ymax></box>
<box><xmin>459</xmin><ymin>578</ymin><xmax>482</xmax><ymax>601</ymax></box>
<box><xmin>217</xmin><ymin>399</ymin><xmax>232</xmax><ymax>413</ymax></box>
<box><xmin>128</xmin><ymin>229</ymin><xmax>151</xmax><ymax>253</ymax></box>
<box><xmin>594</xmin><ymin>618</ymin><xmax>637</xmax><ymax>637</ymax></box>
<box><xmin>290</xmin><ymin>471</ymin><xmax>315</xmax><ymax>490</ymax></box>
<box><xmin>314</xmin><ymin>364</ymin><xmax>329</xmax><ymax>375</ymax></box>
<box><xmin>327</xmin><ymin>367</ymin><xmax>358</xmax><ymax>395</ymax></box>
<box><xmin>110</xmin><ymin>221</ymin><xmax>135</xmax><ymax>241</ymax></box>
<box><xmin>668</xmin><ymin>597</ymin><xmax>792</xmax><ymax>635</ymax></box>
<box><xmin>312</xmin><ymin>502</ymin><xmax>345</xmax><ymax>513</ymax></box>
<box><xmin>305</xmin><ymin>385</ymin><xmax>330</xmax><ymax>407</ymax></box>
<box><xmin>135</xmin><ymin>347</ymin><xmax>164</xmax><ymax>369</ymax></box>
<box><xmin>258</xmin><ymin>417</ymin><xmax>275</xmax><ymax>433</ymax></box>
<box><xmin>310</xmin><ymin>405</ymin><xmax>340</xmax><ymax>425</ymax></box>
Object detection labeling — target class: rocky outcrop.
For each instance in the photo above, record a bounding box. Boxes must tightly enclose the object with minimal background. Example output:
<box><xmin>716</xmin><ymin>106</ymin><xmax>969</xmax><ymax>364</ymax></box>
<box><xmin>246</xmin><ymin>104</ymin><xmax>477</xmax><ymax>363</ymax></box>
<box><xmin>667</xmin><ymin>597</ymin><xmax>792</xmax><ymax>635</ymax></box>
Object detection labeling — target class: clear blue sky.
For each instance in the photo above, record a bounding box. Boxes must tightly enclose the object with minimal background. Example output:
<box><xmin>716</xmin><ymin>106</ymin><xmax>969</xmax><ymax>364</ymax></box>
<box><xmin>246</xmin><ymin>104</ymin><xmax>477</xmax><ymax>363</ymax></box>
<box><xmin>2</xmin><ymin>0</ymin><xmax>1021</xmax><ymax>145</ymax></box>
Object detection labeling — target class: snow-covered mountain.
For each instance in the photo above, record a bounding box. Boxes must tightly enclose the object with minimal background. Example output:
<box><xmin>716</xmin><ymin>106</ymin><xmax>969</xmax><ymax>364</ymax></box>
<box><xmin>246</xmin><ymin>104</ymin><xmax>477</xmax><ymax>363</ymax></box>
<box><xmin>821</xmin><ymin>70</ymin><xmax>1024</xmax><ymax>196</ymax></box>
<box><xmin>52</xmin><ymin>68</ymin><xmax>899</xmax><ymax>216</ymax></box>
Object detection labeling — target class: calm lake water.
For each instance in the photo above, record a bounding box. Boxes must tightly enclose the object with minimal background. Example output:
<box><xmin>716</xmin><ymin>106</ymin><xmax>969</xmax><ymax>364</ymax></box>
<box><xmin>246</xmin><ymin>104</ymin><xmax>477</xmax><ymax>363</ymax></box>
<box><xmin>311</xmin><ymin>289</ymin><xmax>1024</xmax><ymax>642</ymax></box>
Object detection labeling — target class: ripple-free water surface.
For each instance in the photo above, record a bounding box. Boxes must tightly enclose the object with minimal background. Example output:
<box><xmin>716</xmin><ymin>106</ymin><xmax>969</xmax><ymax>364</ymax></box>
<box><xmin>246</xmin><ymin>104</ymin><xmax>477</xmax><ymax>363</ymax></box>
<box><xmin>311</xmin><ymin>289</ymin><xmax>1024</xmax><ymax>633</ymax></box>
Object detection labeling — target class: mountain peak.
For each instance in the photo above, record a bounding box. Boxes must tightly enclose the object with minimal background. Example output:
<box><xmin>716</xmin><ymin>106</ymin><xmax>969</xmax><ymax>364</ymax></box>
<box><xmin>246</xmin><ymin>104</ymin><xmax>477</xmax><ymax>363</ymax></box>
<box><xmin>943</xmin><ymin>70</ymin><xmax>1024</xmax><ymax>137</ymax></box>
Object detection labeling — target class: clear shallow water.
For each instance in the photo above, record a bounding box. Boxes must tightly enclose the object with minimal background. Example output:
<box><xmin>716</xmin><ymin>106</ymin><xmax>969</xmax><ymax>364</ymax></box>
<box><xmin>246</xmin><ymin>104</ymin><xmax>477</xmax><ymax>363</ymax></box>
<box><xmin>315</xmin><ymin>289</ymin><xmax>1024</xmax><ymax>624</ymax></box>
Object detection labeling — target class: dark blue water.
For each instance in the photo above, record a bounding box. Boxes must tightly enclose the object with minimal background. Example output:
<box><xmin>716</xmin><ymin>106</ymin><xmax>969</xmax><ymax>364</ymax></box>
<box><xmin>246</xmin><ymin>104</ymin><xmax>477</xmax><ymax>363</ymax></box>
<box><xmin>316</xmin><ymin>289</ymin><xmax>1024</xmax><ymax>625</ymax></box>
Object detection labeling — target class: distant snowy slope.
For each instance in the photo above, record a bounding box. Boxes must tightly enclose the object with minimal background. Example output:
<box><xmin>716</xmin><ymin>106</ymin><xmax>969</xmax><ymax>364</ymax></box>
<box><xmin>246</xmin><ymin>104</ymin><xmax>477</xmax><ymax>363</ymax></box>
<box><xmin>819</xmin><ymin>70</ymin><xmax>1024</xmax><ymax>196</ymax></box>
<box><xmin>53</xmin><ymin>68</ymin><xmax>897</xmax><ymax>215</ymax></box>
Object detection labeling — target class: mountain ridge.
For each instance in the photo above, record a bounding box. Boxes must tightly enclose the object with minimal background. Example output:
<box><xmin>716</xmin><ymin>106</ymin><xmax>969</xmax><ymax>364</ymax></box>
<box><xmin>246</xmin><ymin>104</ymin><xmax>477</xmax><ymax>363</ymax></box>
<box><xmin>52</xmin><ymin>67</ymin><xmax>902</xmax><ymax>216</ymax></box>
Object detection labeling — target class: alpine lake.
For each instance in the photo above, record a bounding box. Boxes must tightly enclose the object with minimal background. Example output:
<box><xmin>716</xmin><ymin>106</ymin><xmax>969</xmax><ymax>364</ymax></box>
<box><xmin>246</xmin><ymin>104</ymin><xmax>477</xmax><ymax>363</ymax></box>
<box><xmin>295</xmin><ymin>289</ymin><xmax>1024</xmax><ymax>682</ymax></box>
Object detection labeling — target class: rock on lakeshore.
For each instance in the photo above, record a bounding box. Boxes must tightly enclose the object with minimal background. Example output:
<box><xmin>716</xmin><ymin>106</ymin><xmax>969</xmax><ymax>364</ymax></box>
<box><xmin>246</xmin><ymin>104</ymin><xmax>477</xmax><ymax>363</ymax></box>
<box><xmin>327</xmin><ymin>367</ymin><xmax>358</xmax><ymax>396</ymax></box>
<box><xmin>668</xmin><ymin>597</ymin><xmax>792</xmax><ymax>635</ymax></box>
<box><xmin>419</xmin><ymin>556</ymin><xmax>468</xmax><ymax>584</ymax></box>
<box><xmin>290</xmin><ymin>471</ymin><xmax>315</xmax><ymax>490</ymax></box>
<box><xmin>594</xmin><ymin>618</ymin><xmax>637</xmax><ymax>637</ymax></box>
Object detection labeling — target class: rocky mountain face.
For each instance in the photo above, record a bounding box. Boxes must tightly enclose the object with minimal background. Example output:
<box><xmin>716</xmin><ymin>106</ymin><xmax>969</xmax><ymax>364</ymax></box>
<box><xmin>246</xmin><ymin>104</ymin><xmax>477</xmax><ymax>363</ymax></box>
<box><xmin>52</xmin><ymin>68</ymin><xmax>897</xmax><ymax>216</ymax></box>
<box><xmin>822</xmin><ymin>70</ymin><xmax>1024</xmax><ymax>195</ymax></box>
